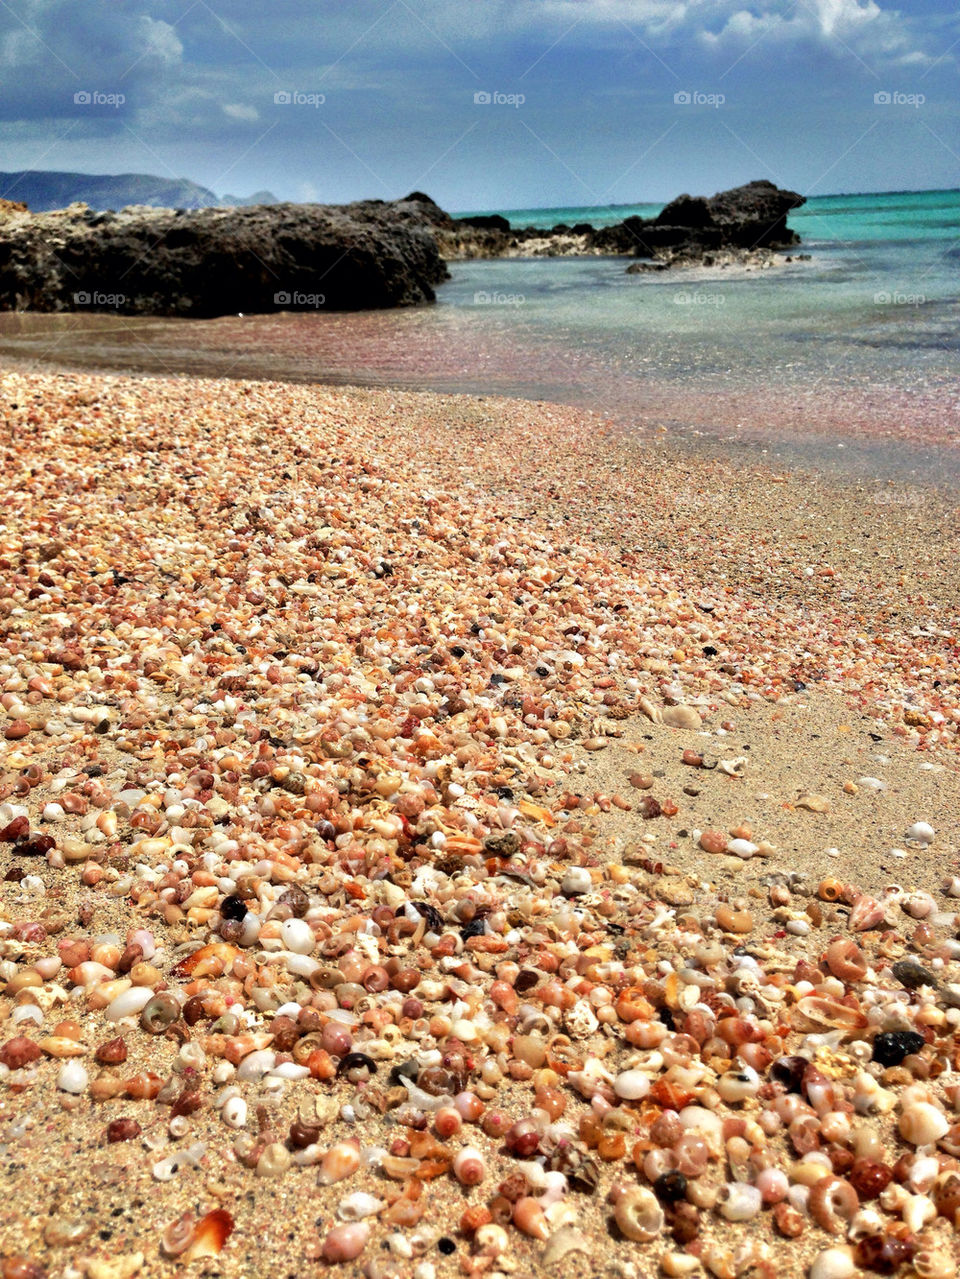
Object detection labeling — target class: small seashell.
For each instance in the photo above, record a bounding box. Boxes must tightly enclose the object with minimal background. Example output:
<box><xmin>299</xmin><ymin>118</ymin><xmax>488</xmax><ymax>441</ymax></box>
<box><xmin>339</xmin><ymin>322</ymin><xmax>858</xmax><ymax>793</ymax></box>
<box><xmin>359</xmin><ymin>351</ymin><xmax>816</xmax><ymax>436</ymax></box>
<box><xmin>161</xmin><ymin>1209</ymin><xmax>233</xmax><ymax>1260</ymax></box>
<box><xmin>795</xmin><ymin>793</ymin><xmax>830</xmax><ymax>813</ymax></box>
<box><xmin>614</xmin><ymin>1186</ymin><xmax>663</xmax><ymax>1242</ymax></box>
<box><xmin>453</xmin><ymin>1146</ymin><xmax>485</xmax><ymax>1185</ymax></box>
<box><xmin>904</xmin><ymin>821</ymin><xmax>934</xmax><ymax>845</ymax></box>
<box><xmin>57</xmin><ymin>1060</ymin><xmax>89</xmax><ymax>1093</ymax></box>
<box><xmin>318</xmin><ymin>1141</ymin><xmax>361</xmax><ymax>1185</ymax></box>
<box><xmin>38</xmin><ymin>1036</ymin><xmax>87</xmax><ymax>1058</ymax></box>
<box><xmin>809</xmin><ymin>1247</ymin><xmax>856</xmax><ymax>1279</ymax></box>
<box><xmin>717</xmin><ymin>756</ymin><xmax>748</xmax><ymax>777</ymax></box>
<box><xmin>542</xmin><ymin>1227</ymin><xmax>591</xmax><ymax>1268</ymax></box>
<box><xmin>337</xmin><ymin>1192</ymin><xmax>384</xmax><ymax>1221</ymax></box>
<box><xmin>849</xmin><ymin>895</ymin><xmax>885</xmax><ymax>931</ymax></box>
<box><xmin>322</xmin><ymin>1222</ymin><xmax>369</xmax><ymax>1263</ymax></box>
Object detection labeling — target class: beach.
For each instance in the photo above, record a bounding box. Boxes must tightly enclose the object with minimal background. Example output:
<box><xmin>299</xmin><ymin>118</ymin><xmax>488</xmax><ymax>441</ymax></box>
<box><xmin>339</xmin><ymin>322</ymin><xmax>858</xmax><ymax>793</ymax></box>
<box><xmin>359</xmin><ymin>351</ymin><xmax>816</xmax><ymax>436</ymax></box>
<box><xmin>1</xmin><ymin>364</ymin><xmax>959</xmax><ymax>1278</ymax></box>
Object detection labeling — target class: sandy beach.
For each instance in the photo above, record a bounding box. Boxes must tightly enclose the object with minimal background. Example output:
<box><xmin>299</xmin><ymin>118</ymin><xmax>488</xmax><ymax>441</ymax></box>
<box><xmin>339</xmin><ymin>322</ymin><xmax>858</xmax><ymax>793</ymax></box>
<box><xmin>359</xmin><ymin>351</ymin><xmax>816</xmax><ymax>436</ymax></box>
<box><xmin>1</xmin><ymin>367</ymin><xmax>959</xmax><ymax>1279</ymax></box>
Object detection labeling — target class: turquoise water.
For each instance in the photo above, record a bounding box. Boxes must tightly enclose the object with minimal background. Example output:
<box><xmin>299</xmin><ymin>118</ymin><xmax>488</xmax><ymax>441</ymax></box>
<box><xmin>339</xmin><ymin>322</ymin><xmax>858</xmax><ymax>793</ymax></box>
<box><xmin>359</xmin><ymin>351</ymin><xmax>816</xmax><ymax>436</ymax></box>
<box><xmin>439</xmin><ymin>188</ymin><xmax>960</xmax><ymax>390</ymax></box>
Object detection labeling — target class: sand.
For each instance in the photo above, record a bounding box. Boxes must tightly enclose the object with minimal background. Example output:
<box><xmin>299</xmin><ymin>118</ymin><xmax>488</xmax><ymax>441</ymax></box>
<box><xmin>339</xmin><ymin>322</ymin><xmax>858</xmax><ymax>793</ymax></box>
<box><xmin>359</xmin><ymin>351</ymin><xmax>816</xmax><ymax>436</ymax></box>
<box><xmin>0</xmin><ymin>367</ymin><xmax>958</xmax><ymax>1279</ymax></box>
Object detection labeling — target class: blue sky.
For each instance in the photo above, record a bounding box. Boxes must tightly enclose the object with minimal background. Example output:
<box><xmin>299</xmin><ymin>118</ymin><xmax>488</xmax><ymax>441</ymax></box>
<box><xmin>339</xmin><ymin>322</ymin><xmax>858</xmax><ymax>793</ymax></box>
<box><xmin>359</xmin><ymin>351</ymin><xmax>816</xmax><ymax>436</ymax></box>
<box><xmin>0</xmin><ymin>1</ymin><xmax>957</xmax><ymax>210</ymax></box>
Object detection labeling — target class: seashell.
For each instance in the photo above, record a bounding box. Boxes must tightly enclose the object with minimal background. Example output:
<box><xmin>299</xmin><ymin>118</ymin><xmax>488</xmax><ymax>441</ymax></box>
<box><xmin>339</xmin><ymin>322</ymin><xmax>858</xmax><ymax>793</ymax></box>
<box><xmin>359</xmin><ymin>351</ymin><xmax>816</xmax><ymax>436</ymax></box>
<box><xmin>542</xmin><ymin>1227</ymin><xmax>591</xmax><ymax>1268</ymax></box>
<box><xmin>904</xmin><ymin>821</ymin><xmax>934</xmax><ymax>845</ymax></box>
<box><xmin>661</xmin><ymin>705</ymin><xmax>702</xmax><ymax>730</ymax></box>
<box><xmin>848</xmin><ymin>895</ymin><xmax>885</xmax><ymax>931</ymax></box>
<box><xmin>453</xmin><ymin>1146</ymin><xmax>485</xmax><ymax>1185</ymax></box>
<box><xmin>38</xmin><ymin>1036</ymin><xmax>87</xmax><ymax>1058</ymax></box>
<box><xmin>717</xmin><ymin>756</ymin><xmax>748</xmax><ymax>777</ymax></box>
<box><xmin>790</xmin><ymin>996</ymin><xmax>867</xmax><ymax>1033</ymax></box>
<box><xmin>614</xmin><ymin>1186</ymin><xmax>663</xmax><ymax>1242</ymax></box>
<box><xmin>337</xmin><ymin>1192</ymin><xmax>384</xmax><ymax>1221</ymax></box>
<box><xmin>173</xmin><ymin>942</ymin><xmax>238</xmax><ymax>978</ymax></box>
<box><xmin>321</xmin><ymin>1223</ymin><xmax>369</xmax><ymax>1263</ymax></box>
<box><xmin>808</xmin><ymin>1176</ymin><xmax>858</xmax><ymax>1234</ymax></box>
<box><xmin>638</xmin><ymin>696</ymin><xmax>662</xmax><ymax>724</ymax></box>
<box><xmin>513</xmin><ymin>1196</ymin><xmax>550</xmax><ymax>1241</ymax></box>
<box><xmin>161</xmin><ymin>1209</ymin><xmax>233</xmax><ymax>1260</ymax></box>
<box><xmin>808</xmin><ymin>1247</ymin><xmax>856</xmax><ymax>1279</ymax></box>
<box><xmin>317</xmin><ymin>1145</ymin><xmax>363</xmax><ymax>1181</ymax></box>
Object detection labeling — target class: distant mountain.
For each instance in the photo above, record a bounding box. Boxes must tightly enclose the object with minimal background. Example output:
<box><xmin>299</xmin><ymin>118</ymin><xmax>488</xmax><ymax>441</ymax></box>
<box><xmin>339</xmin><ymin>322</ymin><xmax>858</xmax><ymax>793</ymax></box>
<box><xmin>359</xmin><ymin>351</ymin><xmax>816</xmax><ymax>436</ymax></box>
<box><xmin>220</xmin><ymin>190</ymin><xmax>280</xmax><ymax>207</ymax></box>
<box><xmin>0</xmin><ymin>170</ymin><xmax>275</xmax><ymax>212</ymax></box>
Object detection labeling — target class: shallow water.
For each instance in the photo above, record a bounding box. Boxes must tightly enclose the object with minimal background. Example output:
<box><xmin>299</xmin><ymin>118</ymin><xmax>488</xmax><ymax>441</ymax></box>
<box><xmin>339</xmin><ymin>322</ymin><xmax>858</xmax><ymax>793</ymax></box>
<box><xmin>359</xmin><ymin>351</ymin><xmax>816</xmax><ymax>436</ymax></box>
<box><xmin>1</xmin><ymin>188</ymin><xmax>957</xmax><ymax>482</ymax></box>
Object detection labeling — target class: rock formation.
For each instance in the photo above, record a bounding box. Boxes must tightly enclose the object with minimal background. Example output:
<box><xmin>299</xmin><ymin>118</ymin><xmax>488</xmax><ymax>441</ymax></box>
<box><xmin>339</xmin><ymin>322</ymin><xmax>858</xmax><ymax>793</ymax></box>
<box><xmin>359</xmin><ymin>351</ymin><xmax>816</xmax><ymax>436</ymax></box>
<box><xmin>0</xmin><ymin>199</ymin><xmax>449</xmax><ymax>315</ymax></box>
<box><xmin>0</xmin><ymin>179</ymin><xmax>805</xmax><ymax>315</ymax></box>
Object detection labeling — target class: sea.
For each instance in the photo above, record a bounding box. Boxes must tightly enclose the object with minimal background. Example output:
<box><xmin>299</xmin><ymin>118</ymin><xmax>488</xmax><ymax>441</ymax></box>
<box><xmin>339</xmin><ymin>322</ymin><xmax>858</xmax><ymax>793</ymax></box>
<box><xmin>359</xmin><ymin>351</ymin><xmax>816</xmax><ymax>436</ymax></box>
<box><xmin>1</xmin><ymin>188</ymin><xmax>957</xmax><ymax>480</ymax></box>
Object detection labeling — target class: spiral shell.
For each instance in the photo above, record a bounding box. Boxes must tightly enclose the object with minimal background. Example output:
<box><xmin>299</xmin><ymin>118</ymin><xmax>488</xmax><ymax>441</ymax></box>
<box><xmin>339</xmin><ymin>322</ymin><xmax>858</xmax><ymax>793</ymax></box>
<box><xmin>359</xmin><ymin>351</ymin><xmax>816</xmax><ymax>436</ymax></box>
<box><xmin>614</xmin><ymin>1186</ymin><xmax>664</xmax><ymax>1242</ymax></box>
<box><xmin>808</xmin><ymin>1176</ymin><xmax>859</xmax><ymax>1234</ymax></box>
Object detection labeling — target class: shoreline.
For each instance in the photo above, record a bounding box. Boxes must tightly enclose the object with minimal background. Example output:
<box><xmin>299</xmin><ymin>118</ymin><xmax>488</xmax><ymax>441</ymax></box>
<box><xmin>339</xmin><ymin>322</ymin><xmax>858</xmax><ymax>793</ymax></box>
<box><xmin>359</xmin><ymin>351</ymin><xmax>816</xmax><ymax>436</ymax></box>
<box><xmin>1</xmin><ymin>367</ymin><xmax>959</xmax><ymax>1279</ymax></box>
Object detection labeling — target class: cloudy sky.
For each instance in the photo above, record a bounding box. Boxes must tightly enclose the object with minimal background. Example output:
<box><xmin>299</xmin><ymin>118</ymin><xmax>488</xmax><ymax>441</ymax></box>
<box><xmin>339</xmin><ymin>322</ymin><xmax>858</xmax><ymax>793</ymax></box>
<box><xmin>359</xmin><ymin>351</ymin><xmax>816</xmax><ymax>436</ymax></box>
<box><xmin>0</xmin><ymin>0</ymin><xmax>956</xmax><ymax>210</ymax></box>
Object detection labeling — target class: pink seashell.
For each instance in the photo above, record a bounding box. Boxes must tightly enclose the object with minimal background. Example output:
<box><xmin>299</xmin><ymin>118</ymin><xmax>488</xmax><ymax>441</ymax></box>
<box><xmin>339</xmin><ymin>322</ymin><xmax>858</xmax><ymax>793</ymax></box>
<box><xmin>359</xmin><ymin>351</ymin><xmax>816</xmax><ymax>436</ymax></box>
<box><xmin>849</xmin><ymin>895</ymin><xmax>885</xmax><ymax>932</ymax></box>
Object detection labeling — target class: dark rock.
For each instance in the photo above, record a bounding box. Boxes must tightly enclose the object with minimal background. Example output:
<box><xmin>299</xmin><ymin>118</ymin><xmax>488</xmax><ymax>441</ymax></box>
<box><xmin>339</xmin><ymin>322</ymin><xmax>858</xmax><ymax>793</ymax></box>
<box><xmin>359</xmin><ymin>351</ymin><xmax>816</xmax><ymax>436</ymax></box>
<box><xmin>457</xmin><ymin>213</ymin><xmax>511</xmax><ymax>232</ymax></box>
<box><xmin>0</xmin><ymin>198</ymin><xmax>449</xmax><ymax>315</ymax></box>
<box><xmin>704</xmin><ymin>179</ymin><xmax>805</xmax><ymax>248</ymax></box>
<box><xmin>654</xmin><ymin>194</ymin><xmax>714</xmax><ymax>228</ymax></box>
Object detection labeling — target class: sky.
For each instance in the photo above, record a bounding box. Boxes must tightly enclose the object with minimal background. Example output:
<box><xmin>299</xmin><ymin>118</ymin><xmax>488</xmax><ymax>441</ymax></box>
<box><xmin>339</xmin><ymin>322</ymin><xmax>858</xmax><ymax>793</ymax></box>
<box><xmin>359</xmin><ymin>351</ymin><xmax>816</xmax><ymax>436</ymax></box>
<box><xmin>0</xmin><ymin>0</ymin><xmax>957</xmax><ymax>212</ymax></box>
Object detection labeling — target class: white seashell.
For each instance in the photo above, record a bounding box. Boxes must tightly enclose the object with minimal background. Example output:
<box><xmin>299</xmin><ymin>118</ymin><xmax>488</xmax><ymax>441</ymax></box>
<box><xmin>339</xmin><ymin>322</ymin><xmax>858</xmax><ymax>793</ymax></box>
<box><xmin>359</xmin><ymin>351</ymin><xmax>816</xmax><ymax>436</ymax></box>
<box><xmin>718</xmin><ymin>757</ymin><xmax>748</xmax><ymax>777</ymax></box>
<box><xmin>337</xmin><ymin>1192</ymin><xmax>384</xmax><ymax>1221</ymax></box>
<box><xmin>281</xmin><ymin>918</ymin><xmax>315</xmax><ymax>954</ymax></box>
<box><xmin>809</xmin><ymin>1247</ymin><xmax>856</xmax><ymax>1279</ymax></box>
<box><xmin>105</xmin><ymin>986</ymin><xmax>154</xmax><ymax>1022</ymax></box>
<box><xmin>236</xmin><ymin>1049</ymin><xmax>277</xmax><ymax>1081</ymax></box>
<box><xmin>564</xmin><ymin>1000</ymin><xmax>598</xmax><ymax>1037</ymax></box>
<box><xmin>727</xmin><ymin>838</ymin><xmax>758</xmax><ymax>858</ymax></box>
<box><xmin>222</xmin><ymin>1097</ymin><xmax>248</xmax><ymax>1129</ymax></box>
<box><xmin>57</xmin><ymin>1061</ymin><xmax>88</xmax><ymax>1093</ymax></box>
<box><xmin>905</xmin><ymin>822</ymin><xmax>934</xmax><ymax>845</ymax></box>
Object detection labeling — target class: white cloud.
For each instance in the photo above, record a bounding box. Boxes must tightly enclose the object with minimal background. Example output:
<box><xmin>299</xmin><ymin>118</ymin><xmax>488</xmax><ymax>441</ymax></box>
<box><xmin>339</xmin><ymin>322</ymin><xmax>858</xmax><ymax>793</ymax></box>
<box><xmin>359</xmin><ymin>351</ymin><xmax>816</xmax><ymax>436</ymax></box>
<box><xmin>223</xmin><ymin>102</ymin><xmax>259</xmax><ymax>122</ymax></box>
<box><xmin>693</xmin><ymin>0</ymin><xmax>929</xmax><ymax>65</ymax></box>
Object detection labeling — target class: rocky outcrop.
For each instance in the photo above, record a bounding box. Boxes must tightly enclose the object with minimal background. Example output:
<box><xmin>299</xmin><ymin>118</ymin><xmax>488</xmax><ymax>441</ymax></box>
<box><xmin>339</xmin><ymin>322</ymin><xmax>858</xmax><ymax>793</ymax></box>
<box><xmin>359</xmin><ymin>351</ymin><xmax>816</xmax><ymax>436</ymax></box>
<box><xmin>0</xmin><ymin>179</ymin><xmax>805</xmax><ymax>316</ymax></box>
<box><xmin>0</xmin><ymin>199</ymin><xmax>449</xmax><ymax>315</ymax></box>
<box><xmin>432</xmin><ymin>180</ymin><xmax>805</xmax><ymax>266</ymax></box>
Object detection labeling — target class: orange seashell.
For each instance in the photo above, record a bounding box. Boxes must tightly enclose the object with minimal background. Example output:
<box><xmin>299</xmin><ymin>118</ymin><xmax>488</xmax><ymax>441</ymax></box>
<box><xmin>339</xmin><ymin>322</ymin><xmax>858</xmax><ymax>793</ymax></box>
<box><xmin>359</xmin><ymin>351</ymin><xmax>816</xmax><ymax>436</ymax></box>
<box><xmin>517</xmin><ymin>800</ymin><xmax>556</xmax><ymax>827</ymax></box>
<box><xmin>173</xmin><ymin>942</ymin><xmax>238</xmax><ymax>978</ymax></box>
<box><xmin>649</xmin><ymin>1079</ymin><xmax>695</xmax><ymax>1110</ymax></box>
<box><xmin>513</xmin><ymin>1196</ymin><xmax>549</xmax><ymax>1241</ymax></box>
<box><xmin>817</xmin><ymin>877</ymin><xmax>845</xmax><ymax>902</ymax></box>
<box><xmin>161</xmin><ymin>1208</ymin><xmax>234</xmax><ymax>1260</ymax></box>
